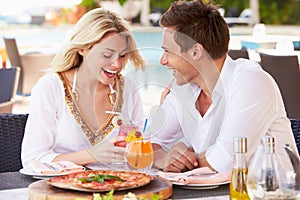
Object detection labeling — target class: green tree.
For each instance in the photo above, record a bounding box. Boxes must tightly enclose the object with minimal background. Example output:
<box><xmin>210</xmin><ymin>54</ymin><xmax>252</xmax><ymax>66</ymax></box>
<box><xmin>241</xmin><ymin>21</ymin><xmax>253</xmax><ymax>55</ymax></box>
<box><xmin>80</xmin><ymin>0</ymin><xmax>98</xmax><ymax>10</ymax></box>
<box><xmin>219</xmin><ymin>0</ymin><xmax>299</xmax><ymax>24</ymax></box>
<box><xmin>260</xmin><ymin>0</ymin><xmax>294</xmax><ymax>24</ymax></box>
<box><xmin>150</xmin><ymin>0</ymin><xmax>176</xmax><ymax>12</ymax></box>
<box><xmin>288</xmin><ymin>0</ymin><xmax>300</xmax><ymax>24</ymax></box>
<box><xmin>119</xmin><ymin>0</ymin><xmax>300</xmax><ymax>24</ymax></box>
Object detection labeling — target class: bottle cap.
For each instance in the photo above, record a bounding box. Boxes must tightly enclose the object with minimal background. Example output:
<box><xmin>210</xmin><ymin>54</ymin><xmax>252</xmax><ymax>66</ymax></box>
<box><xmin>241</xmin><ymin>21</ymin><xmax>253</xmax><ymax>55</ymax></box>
<box><xmin>234</xmin><ymin>137</ymin><xmax>247</xmax><ymax>153</ymax></box>
<box><xmin>261</xmin><ymin>135</ymin><xmax>275</xmax><ymax>152</ymax></box>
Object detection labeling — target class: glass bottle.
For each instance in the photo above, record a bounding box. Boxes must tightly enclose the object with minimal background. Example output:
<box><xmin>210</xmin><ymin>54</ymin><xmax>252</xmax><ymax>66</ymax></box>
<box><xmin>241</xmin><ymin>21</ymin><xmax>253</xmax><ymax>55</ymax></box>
<box><xmin>247</xmin><ymin>135</ymin><xmax>298</xmax><ymax>199</ymax></box>
<box><xmin>260</xmin><ymin>136</ymin><xmax>278</xmax><ymax>192</ymax></box>
<box><xmin>230</xmin><ymin>137</ymin><xmax>250</xmax><ymax>200</ymax></box>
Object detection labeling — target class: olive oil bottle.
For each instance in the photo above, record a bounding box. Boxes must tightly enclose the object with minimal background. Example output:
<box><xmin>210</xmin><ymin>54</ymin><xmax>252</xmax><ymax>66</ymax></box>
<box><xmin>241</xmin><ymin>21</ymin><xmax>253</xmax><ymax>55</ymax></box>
<box><xmin>229</xmin><ymin>137</ymin><xmax>250</xmax><ymax>200</ymax></box>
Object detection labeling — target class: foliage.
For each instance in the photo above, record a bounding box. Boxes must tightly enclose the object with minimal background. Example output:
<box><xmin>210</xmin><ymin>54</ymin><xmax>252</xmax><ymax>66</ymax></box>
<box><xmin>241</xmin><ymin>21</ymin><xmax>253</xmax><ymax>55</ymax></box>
<box><xmin>79</xmin><ymin>0</ymin><xmax>97</xmax><ymax>9</ymax></box>
<box><xmin>116</xmin><ymin>0</ymin><xmax>299</xmax><ymax>24</ymax></box>
<box><xmin>118</xmin><ymin>0</ymin><xmax>126</xmax><ymax>6</ymax></box>
<box><xmin>216</xmin><ymin>0</ymin><xmax>299</xmax><ymax>24</ymax></box>
<box><xmin>150</xmin><ymin>0</ymin><xmax>176</xmax><ymax>12</ymax></box>
<box><xmin>288</xmin><ymin>0</ymin><xmax>300</xmax><ymax>24</ymax></box>
<box><xmin>259</xmin><ymin>0</ymin><xmax>294</xmax><ymax>24</ymax></box>
<box><xmin>110</xmin><ymin>0</ymin><xmax>300</xmax><ymax>24</ymax></box>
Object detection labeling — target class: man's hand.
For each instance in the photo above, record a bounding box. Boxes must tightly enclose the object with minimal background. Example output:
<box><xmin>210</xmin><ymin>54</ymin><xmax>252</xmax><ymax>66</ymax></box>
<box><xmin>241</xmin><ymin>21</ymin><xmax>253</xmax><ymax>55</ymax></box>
<box><xmin>154</xmin><ymin>142</ymin><xmax>199</xmax><ymax>172</ymax></box>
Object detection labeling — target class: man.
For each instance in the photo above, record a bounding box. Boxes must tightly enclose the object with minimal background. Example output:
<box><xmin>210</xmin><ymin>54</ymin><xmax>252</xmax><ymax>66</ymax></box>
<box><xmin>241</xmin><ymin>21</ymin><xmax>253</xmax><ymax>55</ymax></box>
<box><xmin>149</xmin><ymin>0</ymin><xmax>298</xmax><ymax>172</ymax></box>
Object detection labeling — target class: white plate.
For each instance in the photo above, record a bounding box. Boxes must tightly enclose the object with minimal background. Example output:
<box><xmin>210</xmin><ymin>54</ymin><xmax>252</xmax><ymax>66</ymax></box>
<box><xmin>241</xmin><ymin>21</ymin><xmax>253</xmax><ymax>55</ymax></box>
<box><xmin>19</xmin><ymin>168</ymin><xmax>83</xmax><ymax>179</ymax></box>
<box><xmin>173</xmin><ymin>180</ymin><xmax>231</xmax><ymax>190</ymax></box>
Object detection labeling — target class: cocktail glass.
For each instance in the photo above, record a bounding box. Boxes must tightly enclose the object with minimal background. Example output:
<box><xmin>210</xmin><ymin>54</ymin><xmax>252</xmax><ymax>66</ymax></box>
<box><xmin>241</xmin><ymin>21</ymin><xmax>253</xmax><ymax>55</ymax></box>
<box><xmin>125</xmin><ymin>136</ymin><xmax>154</xmax><ymax>173</ymax></box>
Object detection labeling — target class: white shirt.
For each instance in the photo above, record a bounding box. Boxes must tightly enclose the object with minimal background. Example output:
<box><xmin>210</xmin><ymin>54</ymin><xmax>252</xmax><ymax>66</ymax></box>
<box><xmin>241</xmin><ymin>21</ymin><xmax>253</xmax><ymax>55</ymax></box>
<box><xmin>21</xmin><ymin>73</ymin><xmax>144</xmax><ymax>168</ymax></box>
<box><xmin>149</xmin><ymin>56</ymin><xmax>298</xmax><ymax>172</ymax></box>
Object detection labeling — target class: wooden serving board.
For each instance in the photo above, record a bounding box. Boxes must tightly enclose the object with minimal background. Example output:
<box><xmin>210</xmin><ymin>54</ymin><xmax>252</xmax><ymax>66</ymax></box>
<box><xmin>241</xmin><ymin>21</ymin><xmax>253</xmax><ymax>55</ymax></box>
<box><xmin>29</xmin><ymin>176</ymin><xmax>172</xmax><ymax>200</ymax></box>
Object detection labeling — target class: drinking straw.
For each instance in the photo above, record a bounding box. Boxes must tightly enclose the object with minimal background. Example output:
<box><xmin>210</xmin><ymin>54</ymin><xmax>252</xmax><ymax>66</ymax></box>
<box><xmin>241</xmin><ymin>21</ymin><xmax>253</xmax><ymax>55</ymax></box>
<box><xmin>142</xmin><ymin>118</ymin><xmax>148</xmax><ymax>133</ymax></box>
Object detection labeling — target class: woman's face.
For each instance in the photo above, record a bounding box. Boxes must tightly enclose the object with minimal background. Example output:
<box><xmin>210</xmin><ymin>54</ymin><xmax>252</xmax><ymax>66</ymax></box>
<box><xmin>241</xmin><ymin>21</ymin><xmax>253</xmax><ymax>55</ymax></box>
<box><xmin>81</xmin><ymin>32</ymin><xmax>128</xmax><ymax>85</ymax></box>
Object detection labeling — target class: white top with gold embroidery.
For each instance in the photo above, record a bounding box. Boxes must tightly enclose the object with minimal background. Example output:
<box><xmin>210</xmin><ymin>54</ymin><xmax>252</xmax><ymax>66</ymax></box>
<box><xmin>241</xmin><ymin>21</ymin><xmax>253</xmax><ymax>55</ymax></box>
<box><xmin>21</xmin><ymin>73</ymin><xmax>144</xmax><ymax>169</ymax></box>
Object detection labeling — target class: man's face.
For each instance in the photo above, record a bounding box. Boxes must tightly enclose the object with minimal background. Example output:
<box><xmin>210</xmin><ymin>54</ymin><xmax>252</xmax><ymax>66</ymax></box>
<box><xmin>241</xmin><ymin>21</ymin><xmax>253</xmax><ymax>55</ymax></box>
<box><xmin>160</xmin><ymin>29</ymin><xmax>199</xmax><ymax>86</ymax></box>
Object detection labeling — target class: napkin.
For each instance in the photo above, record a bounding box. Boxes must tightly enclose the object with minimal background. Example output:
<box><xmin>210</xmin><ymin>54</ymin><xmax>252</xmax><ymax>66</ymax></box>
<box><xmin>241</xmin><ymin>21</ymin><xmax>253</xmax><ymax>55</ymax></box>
<box><xmin>156</xmin><ymin>167</ymin><xmax>231</xmax><ymax>185</ymax></box>
<box><xmin>30</xmin><ymin>160</ymin><xmax>85</xmax><ymax>175</ymax></box>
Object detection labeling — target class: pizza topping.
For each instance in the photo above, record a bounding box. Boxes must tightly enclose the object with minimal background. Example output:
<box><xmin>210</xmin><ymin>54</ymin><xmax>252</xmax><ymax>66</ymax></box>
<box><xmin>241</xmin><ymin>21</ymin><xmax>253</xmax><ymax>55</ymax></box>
<box><xmin>78</xmin><ymin>173</ymin><xmax>124</xmax><ymax>183</ymax></box>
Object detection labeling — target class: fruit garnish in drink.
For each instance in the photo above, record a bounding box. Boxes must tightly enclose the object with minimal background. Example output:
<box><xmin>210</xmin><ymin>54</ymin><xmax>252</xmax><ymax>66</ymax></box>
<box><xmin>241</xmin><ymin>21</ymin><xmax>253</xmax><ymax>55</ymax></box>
<box><xmin>111</xmin><ymin>115</ymin><xmax>124</xmax><ymax>128</ymax></box>
<box><xmin>126</xmin><ymin>130</ymin><xmax>143</xmax><ymax>142</ymax></box>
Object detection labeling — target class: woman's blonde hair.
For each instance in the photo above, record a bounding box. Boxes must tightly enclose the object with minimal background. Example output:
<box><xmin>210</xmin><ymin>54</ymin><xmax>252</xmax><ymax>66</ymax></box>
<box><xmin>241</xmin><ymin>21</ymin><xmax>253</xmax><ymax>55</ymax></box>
<box><xmin>48</xmin><ymin>8</ymin><xmax>144</xmax><ymax>72</ymax></box>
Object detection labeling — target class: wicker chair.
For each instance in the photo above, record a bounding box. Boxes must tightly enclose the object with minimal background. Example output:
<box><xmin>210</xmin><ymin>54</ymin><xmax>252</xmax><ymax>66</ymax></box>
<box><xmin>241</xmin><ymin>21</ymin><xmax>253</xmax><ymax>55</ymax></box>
<box><xmin>0</xmin><ymin>113</ymin><xmax>28</xmax><ymax>172</ymax></box>
<box><xmin>0</xmin><ymin>67</ymin><xmax>20</xmax><ymax>113</ymax></box>
<box><xmin>290</xmin><ymin>119</ymin><xmax>300</xmax><ymax>154</ymax></box>
<box><xmin>3</xmin><ymin>37</ymin><xmax>54</xmax><ymax>96</ymax></box>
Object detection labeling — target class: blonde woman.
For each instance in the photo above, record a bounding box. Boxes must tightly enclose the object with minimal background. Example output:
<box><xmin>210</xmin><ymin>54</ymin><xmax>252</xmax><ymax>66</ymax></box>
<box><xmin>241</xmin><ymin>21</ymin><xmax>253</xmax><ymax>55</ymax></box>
<box><xmin>21</xmin><ymin>8</ymin><xmax>145</xmax><ymax>169</ymax></box>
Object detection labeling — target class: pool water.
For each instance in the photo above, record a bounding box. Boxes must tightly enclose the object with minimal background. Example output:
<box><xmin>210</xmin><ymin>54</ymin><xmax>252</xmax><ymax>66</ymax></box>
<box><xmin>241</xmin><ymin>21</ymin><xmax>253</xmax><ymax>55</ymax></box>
<box><xmin>125</xmin><ymin>30</ymin><xmax>173</xmax><ymax>90</ymax></box>
<box><xmin>0</xmin><ymin>26</ymin><xmax>172</xmax><ymax>113</ymax></box>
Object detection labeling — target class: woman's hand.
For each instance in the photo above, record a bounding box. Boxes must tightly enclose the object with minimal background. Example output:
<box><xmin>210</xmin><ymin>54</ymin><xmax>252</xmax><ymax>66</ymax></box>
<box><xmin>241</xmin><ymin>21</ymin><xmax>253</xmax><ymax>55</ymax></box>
<box><xmin>88</xmin><ymin>138</ymin><xmax>125</xmax><ymax>164</ymax></box>
<box><xmin>160</xmin><ymin>78</ymin><xmax>174</xmax><ymax>105</ymax></box>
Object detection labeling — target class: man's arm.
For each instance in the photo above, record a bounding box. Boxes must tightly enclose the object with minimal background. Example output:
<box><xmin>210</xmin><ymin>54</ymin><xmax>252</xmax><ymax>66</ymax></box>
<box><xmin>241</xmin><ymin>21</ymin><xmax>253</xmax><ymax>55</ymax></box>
<box><xmin>196</xmin><ymin>152</ymin><xmax>217</xmax><ymax>171</ymax></box>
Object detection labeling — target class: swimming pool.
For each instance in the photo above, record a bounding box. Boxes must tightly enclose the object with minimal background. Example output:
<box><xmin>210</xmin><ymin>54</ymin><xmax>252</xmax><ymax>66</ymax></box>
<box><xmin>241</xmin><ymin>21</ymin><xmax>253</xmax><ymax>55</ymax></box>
<box><xmin>0</xmin><ymin>26</ymin><xmax>172</xmax><ymax>112</ymax></box>
<box><xmin>126</xmin><ymin>29</ymin><xmax>173</xmax><ymax>90</ymax></box>
<box><xmin>0</xmin><ymin>26</ymin><xmax>172</xmax><ymax>90</ymax></box>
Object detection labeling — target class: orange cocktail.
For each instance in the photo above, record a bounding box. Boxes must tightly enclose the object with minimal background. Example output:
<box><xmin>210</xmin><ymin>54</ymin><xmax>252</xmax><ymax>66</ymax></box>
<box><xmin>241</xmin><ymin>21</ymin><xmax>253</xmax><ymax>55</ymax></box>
<box><xmin>126</xmin><ymin>138</ymin><xmax>154</xmax><ymax>172</ymax></box>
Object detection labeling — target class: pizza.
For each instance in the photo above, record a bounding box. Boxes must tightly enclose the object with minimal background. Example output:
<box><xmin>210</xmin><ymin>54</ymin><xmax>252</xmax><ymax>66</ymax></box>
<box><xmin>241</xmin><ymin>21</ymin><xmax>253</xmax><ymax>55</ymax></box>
<box><xmin>47</xmin><ymin>170</ymin><xmax>153</xmax><ymax>192</ymax></box>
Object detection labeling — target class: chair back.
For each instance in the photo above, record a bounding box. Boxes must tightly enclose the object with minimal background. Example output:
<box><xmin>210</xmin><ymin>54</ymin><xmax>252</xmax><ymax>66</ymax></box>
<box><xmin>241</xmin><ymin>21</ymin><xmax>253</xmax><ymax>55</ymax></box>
<box><xmin>290</xmin><ymin>119</ymin><xmax>300</xmax><ymax>154</ymax></box>
<box><xmin>0</xmin><ymin>113</ymin><xmax>28</xmax><ymax>172</ymax></box>
<box><xmin>0</xmin><ymin>67</ymin><xmax>20</xmax><ymax>113</ymax></box>
<box><xmin>0</xmin><ymin>67</ymin><xmax>20</xmax><ymax>103</ymax></box>
<box><xmin>228</xmin><ymin>49</ymin><xmax>249</xmax><ymax>60</ymax></box>
<box><xmin>260</xmin><ymin>53</ymin><xmax>300</xmax><ymax>119</ymax></box>
<box><xmin>19</xmin><ymin>53</ymin><xmax>54</xmax><ymax>95</ymax></box>
<box><xmin>3</xmin><ymin>37</ymin><xmax>54</xmax><ymax>96</ymax></box>
<box><xmin>3</xmin><ymin>37</ymin><xmax>23</xmax><ymax>94</ymax></box>
<box><xmin>3</xmin><ymin>37</ymin><xmax>22</xmax><ymax>67</ymax></box>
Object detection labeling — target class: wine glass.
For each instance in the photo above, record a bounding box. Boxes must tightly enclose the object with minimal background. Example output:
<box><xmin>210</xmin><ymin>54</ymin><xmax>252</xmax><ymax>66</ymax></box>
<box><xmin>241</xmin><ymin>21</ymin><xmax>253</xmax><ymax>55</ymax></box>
<box><xmin>125</xmin><ymin>136</ymin><xmax>154</xmax><ymax>173</ymax></box>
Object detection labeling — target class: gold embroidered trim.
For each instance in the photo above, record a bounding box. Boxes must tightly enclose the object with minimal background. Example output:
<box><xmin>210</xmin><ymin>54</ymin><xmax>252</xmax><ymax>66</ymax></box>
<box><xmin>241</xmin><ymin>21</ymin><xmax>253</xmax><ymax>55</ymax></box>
<box><xmin>58</xmin><ymin>72</ymin><xmax>124</xmax><ymax>145</ymax></box>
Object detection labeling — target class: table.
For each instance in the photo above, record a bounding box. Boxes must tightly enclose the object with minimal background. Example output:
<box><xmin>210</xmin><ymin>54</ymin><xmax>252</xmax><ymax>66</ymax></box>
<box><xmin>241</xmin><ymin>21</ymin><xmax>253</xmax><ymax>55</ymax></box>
<box><xmin>0</xmin><ymin>172</ymin><xmax>229</xmax><ymax>199</ymax></box>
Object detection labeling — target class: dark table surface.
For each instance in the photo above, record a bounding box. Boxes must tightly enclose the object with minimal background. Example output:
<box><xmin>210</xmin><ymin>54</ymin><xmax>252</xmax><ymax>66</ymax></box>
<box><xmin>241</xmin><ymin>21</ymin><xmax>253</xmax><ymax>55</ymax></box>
<box><xmin>0</xmin><ymin>172</ymin><xmax>229</xmax><ymax>199</ymax></box>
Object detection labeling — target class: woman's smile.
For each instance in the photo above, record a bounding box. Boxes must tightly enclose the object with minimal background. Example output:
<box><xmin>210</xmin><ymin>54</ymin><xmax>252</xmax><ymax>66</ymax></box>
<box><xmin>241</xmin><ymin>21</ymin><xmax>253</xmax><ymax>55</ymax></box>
<box><xmin>102</xmin><ymin>67</ymin><xmax>118</xmax><ymax>79</ymax></box>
